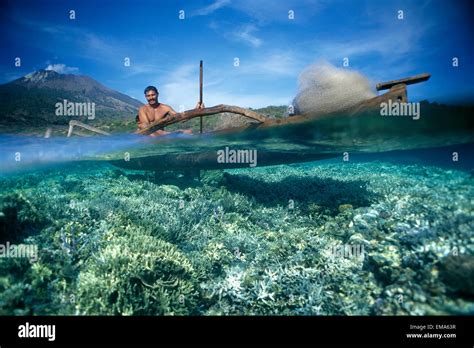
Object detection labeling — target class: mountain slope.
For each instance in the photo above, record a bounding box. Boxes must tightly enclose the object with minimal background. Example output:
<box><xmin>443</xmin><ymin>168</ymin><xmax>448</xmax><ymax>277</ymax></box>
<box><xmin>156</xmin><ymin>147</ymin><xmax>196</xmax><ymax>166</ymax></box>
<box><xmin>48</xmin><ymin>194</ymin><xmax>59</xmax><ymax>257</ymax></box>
<box><xmin>0</xmin><ymin>70</ymin><xmax>142</xmax><ymax>126</ymax></box>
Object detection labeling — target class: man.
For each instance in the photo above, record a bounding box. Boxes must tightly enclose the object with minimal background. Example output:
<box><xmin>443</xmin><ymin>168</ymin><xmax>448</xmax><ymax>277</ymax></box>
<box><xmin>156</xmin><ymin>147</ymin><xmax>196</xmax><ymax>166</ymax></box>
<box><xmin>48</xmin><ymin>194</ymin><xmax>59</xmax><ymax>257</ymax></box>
<box><xmin>137</xmin><ymin>86</ymin><xmax>205</xmax><ymax>136</ymax></box>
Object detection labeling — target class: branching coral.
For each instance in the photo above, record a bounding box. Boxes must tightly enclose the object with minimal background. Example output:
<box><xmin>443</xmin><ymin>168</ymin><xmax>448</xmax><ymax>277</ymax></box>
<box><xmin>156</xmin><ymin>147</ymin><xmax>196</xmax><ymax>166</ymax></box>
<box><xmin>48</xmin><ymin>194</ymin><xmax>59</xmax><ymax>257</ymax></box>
<box><xmin>0</xmin><ymin>161</ymin><xmax>472</xmax><ymax>316</ymax></box>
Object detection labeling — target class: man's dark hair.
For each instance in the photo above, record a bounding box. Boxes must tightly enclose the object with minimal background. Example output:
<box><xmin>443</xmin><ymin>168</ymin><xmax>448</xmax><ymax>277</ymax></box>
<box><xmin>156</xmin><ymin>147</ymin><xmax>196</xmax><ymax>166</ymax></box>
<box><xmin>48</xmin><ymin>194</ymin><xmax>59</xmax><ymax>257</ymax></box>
<box><xmin>144</xmin><ymin>86</ymin><xmax>158</xmax><ymax>94</ymax></box>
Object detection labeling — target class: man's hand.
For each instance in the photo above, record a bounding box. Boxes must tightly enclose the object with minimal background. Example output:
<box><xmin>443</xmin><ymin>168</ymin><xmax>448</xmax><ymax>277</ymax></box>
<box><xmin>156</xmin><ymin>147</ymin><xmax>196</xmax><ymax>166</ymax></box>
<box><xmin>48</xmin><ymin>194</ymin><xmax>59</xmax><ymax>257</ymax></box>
<box><xmin>195</xmin><ymin>101</ymin><xmax>205</xmax><ymax>110</ymax></box>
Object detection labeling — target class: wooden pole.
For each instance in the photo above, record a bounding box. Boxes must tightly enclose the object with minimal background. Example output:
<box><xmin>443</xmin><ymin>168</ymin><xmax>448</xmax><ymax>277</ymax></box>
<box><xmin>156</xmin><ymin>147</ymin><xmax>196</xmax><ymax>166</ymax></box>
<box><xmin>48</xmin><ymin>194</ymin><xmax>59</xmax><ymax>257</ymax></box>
<box><xmin>199</xmin><ymin>60</ymin><xmax>203</xmax><ymax>133</ymax></box>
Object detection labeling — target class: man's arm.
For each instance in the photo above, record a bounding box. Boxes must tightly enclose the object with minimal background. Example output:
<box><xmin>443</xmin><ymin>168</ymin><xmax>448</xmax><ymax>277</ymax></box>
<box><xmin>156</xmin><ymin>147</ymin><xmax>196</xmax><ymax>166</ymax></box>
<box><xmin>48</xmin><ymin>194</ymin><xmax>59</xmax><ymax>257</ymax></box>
<box><xmin>163</xmin><ymin>103</ymin><xmax>204</xmax><ymax>115</ymax></box>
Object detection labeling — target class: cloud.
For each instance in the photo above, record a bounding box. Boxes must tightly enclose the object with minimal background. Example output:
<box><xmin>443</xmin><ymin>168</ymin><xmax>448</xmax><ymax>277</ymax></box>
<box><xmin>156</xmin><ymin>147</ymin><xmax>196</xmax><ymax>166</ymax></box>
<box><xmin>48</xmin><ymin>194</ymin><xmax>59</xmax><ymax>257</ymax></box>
<box><xmin>159</xmin><ymin>63</ymin><xmax>291</xmax><ymax>110</ymax></box>
<box><xmin>15</xmin><ymin>18</ymin><xmax>149</xmax><ymax>69</ymax></box>
<box><xmin>294</xmin><ymin>9</ymin><xmax>435</xmax><ymax>84</ymax></box>
<box><xmin>188</xmin><ymin>0</ymin><xmax>324</xmax><ymax>23</ymax></box>
<box><xmin>229</xmin><ymin>0</ymin><xmax>324</xmax><ymax>24</ymax></box>
<box><xmin>233</xmin><ymin>24</ymin><xmax>262</xmax><ymax>47</ymax></box>
<box><xmin>45</xmin><ymin>64</ymin><xmax>79</xmax><ymax>74</ymax></box>
<box><xmin>122</xmin><ymin>63</ymin><xmax>169</xmax><ymax>77</ymax></box>
<box><xmin>241</xmin><ymin>52</ymin><xmax>300</xmax><ymax>76</ymax></box>
<box><xmin>190</xmin><ymin>0</ymin><xmax>230</xmax><ymax>17</ymax></box>
<box><xmin>159</xmin><ymin>64</ymin><xmax>201</xmax><ymax>109</ymax></box>
<box><xmin>191</xmin><ymin>0</ymin><xmax>324</xmax><ymax>23</ymax></box>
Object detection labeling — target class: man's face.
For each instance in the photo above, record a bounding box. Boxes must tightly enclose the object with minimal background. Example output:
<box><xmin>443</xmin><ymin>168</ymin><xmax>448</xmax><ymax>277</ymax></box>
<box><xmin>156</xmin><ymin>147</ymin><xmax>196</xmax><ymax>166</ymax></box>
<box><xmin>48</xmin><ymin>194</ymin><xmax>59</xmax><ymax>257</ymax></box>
<box><xmin>145</xmin><ymin>90</ymin><xmax>158</xmax><ymax>105</ymax></box>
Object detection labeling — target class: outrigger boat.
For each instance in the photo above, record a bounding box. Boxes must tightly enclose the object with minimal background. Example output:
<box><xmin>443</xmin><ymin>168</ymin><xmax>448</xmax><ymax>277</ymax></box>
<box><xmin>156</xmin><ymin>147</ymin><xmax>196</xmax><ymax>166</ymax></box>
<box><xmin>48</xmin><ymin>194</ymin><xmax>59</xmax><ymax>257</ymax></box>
<box><xmin>67</xmin><ymin>73</ymin><xmax>437</xmax><ymax>171</ymax></box>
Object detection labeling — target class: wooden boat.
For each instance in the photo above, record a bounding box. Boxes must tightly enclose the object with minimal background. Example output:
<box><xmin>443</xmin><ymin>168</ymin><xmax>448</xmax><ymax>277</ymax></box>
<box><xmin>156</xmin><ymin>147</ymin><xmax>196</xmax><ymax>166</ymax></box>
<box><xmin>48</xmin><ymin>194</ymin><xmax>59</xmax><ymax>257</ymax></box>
<box><xmin>67</xmin><ymin>73</ymin><xmax>433</xmax><ymax>171</ymax></box>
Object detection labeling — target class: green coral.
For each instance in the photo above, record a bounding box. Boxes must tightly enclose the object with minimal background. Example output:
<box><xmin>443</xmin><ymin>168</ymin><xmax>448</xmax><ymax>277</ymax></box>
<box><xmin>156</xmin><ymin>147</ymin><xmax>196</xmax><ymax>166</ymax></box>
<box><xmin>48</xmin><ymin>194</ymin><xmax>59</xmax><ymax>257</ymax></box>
<box><xmin>0</xmin><ymin>160</ymin><xmax>472</xmax><ymax>316</ymax></box>
<box><xmin>75</xmin><ymin>233</ymin><xmax>199</xmax><ymax>315</ymax></box>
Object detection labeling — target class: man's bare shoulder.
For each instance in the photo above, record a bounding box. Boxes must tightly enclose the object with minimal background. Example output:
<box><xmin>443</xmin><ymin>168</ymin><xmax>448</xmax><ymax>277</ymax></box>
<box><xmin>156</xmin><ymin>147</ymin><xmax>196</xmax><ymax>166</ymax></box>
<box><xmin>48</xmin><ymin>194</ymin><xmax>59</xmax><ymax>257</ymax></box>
<box><xmin>159</xmin><ymin>103</ymin><xmax>173</xmax><ymax>111</ymax></box>
<box><xmin>138</xmin><ymin>105</ymin><xmax>149</xmax><ymax>113</ymax></box>
<box><xmin>159</xmin><ymin>103</ymin><xmax>178</xmax><ymax>115</ymax></box>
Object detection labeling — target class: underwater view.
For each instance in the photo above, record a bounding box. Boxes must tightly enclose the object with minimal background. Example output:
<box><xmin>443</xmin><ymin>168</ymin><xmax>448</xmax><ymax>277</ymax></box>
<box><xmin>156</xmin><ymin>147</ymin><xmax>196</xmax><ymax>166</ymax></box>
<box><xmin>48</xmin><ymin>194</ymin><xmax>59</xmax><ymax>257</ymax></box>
<box><xmin>1</xmin><ymin>101</ymin><xmax>473</xmax><ymax>316</ymax></box>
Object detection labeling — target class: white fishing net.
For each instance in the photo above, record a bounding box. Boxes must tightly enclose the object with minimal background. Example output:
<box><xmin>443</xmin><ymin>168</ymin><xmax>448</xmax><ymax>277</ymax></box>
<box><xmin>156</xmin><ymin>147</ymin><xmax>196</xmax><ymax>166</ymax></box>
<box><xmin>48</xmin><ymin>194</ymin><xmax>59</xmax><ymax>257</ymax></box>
<box><xmin>292</xmin><ymin>61</ymin><xmax>375</xmax><ymax>116</ymax></box>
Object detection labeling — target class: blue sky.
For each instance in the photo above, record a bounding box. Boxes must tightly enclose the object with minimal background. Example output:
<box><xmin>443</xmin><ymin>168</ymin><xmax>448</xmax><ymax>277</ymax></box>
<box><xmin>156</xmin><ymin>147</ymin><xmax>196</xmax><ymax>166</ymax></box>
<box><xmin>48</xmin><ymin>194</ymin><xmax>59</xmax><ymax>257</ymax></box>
<box><xmin>1</xmin><ymin>0</ymin><xmax>473</xmax><ymax>109</ymax></box>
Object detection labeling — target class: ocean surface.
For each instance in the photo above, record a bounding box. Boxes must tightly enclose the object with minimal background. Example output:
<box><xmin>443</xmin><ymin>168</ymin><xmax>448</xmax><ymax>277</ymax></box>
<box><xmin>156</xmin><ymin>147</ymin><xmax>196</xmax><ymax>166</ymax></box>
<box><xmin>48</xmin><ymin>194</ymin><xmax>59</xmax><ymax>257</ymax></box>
<box><xmin>0</xmin><ymin>103</ymin><xmax>473</xmax><ymax>315</ymax></box>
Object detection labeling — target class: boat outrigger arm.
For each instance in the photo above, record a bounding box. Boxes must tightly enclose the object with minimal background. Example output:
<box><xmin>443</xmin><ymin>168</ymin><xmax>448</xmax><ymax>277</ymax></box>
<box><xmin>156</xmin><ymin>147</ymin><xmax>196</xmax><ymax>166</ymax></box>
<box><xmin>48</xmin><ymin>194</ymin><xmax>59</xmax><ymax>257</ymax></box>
<box><xmin>66</xmin><ymin>73</ymin><xmax>431</xmax><ymax>137</ymax></box>
<box><xmin>67</xmin><ymin>120</ymin><xmax>111</xmax><ymax>137</ymax></box>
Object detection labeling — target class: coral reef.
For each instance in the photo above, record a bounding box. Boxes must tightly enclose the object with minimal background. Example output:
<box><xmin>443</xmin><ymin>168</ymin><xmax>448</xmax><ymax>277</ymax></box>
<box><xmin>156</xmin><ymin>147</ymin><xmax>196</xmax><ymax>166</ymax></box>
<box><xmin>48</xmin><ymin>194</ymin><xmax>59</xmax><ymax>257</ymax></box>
<box><xmin>0</xmin><ymin>160</ymin><xmax>472</xmax><ymax>315</ymax></box>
